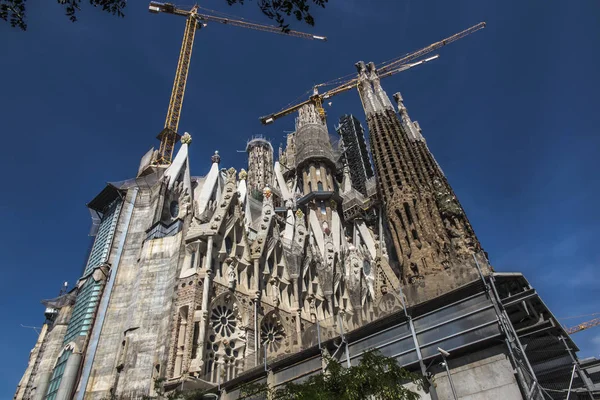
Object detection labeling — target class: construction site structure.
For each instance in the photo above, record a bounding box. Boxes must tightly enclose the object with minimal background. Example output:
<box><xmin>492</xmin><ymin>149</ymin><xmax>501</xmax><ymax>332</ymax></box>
<box><xmin>14</xmin><ymin>114</ymin><xmax>599</xmax><ymax>400</ymax></box>
<box><xmin>146</xmin><ymin>1</ymin><xmax>326</xmax><ymax>167</ymax></box>
<box><xmin>13</xmin><ymin>17</ymin><xmax>600</xmax><ymax>400</ymax></box>
<box><xmin>260</xmin><ymin>22</ymin><xmax>486</xmax><ymax>125</ymax></box>
<box><xmin>336</xmin><ymin>114</ymin><xmax>374</xmax><ymax>197</ymax></box>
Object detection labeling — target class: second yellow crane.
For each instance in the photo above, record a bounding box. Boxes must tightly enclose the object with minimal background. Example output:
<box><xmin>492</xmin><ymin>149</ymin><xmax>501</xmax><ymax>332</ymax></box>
<box><xmin>259</xmin><ymin>22</ymin><xmax>486</xmax><ymax>125</ymax></box>
<box><xmin>564</xmin><ymin>314</ymin><xmax>600</xmax><ymax>335</ymax></box>
<box><xmin>149</xmin><ymin>2</ymin><xmax>326</xmax><ymax>165</ymax></box>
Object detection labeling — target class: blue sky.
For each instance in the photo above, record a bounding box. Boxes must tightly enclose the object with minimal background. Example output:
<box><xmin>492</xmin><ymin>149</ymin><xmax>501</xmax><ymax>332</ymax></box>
<box><xmin>1</xmin><ymin>0</ymin><xmax>599</xmax><ymax>396</ymax></box>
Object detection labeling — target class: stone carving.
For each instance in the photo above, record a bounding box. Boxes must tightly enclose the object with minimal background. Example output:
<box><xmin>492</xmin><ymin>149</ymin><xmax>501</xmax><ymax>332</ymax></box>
<box><xmin>181</xmin><ymin>132</ymin><xmax>192</xmax><ymax>145</ymax></box>
<box><xmin>16</xmin><ymin>81</ymin><xmax>495</xmax><ymax>399</ymax></box>
<box><xmin>211</xmin><ymin>150</ymin><xmax>221</xmax><ymax>164</ymax></box>
<box><xmin>226</xmin><ymin>258</ymin><xmax>236</xmax><ymax>289</ymax></box>
<box><xmin>263</xmin><ymin>185</ymin><xmax>272</xmax><ymax>199</ymax></box>
<box><xmin>226</xmin><ymin>167</ymin><xmax>237</xmax><ymax>183</ymax></box>
<box><xmin>261</xmin><ymin>313</ymin><xmax>287</xmax><ymax>354</ymax></box>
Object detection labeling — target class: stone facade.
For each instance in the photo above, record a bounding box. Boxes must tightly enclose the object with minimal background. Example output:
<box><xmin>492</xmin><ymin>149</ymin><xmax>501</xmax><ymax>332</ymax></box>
<box><xmin>356</xmin><ymin>61</ymin><xmax>489</xmax><ymax>305</ymax></box>
<box><xmin>15</xmin><ymin>81</ymin><xmax>495</xmax><ymax>398</ymax></box>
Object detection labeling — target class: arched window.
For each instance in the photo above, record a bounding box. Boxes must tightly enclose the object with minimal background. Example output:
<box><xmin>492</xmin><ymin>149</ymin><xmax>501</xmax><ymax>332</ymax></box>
<box><xmin>320</xmin><ymin>201</ymin><xmax>327</xmax><ymax>215</ymax></box>
<box><xmin>170</xmin><ymin>200</ymin><xmax>179</xmax><ymax>218</ymax></box>
<box><xmin>189</xmin><ymin>251</ymin><xmax>196</xmax><ymax>270</ymax></box>
<box><xmin>317</xmin><ymin>181</ymin><xmax>324</xmax><ymax>191</ymax></box>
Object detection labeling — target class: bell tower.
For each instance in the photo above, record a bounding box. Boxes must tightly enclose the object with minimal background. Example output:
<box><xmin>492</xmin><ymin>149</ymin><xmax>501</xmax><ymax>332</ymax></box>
<box><xmin>357</xmin><ymin>61</ymin><xmax>488</xmax><ymax>302</ymax></box>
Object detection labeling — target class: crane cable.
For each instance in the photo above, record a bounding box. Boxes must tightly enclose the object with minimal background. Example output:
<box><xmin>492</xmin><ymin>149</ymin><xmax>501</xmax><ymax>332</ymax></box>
<box><xmin>558</xmin><ymin>312</ymin><xmax>600</xmax><ymax>320</ymax></box>
<box><xmin>196</xmin><ymin>5</ymin><xmax>270</xmax><ymax>26</ymax></box>
<box><xmin>278</xmin><ymin>87</ymin><xmax>314</xmax><ymax>113</ymax></box>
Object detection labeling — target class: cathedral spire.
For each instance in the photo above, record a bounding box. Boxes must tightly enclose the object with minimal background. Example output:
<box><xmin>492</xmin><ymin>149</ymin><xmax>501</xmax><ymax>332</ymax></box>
<box><xmin>393</xmin><ymin>92</ymin><xmax>423</xmax><ymax>141</ymax></box>
<box><xmin>363</xmin><ymin>83</ymin><xmax>486</xmax><ymax>302</ymax></box>
<box><xmin>367</xmin><ymin>62</ymin><xmax>394</xmax><ymax>111</ymax></box>
<box><xmin>356</xmin><ymin>61</ymin><xmax>382</xmax><ymax>114</ymax></box>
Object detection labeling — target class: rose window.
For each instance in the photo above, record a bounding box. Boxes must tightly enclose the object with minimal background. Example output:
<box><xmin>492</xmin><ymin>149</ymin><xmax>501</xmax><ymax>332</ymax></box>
<box><xmin>210</xmin><ymin>305</ymin><xmax>236</xmax><ymax>337</ymax></box>
<box><xmin>261</xmin><ymin>319</ymin><xmax>286</xmax><ymax>353</ymax></box>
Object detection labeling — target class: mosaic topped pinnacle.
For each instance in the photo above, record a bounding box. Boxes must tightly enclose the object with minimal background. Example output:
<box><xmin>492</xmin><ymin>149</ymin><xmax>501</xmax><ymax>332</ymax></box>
<box><xmin>211</xmin><ymin>150</ymin><xmax>221</xmax><ymax>164</ymax></box>
<box><xmin>181</xmin><ymin>132</ymin><xmax>192</xmax><ymax>145</ymax></box>
<box><xmin>263</xmin><ymin>184</ymin><xmax>272</xmax><ymax>198</ymax></box>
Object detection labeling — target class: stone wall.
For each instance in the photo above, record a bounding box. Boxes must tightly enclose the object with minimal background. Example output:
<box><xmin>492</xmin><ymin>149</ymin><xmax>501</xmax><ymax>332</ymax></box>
<box><xmin>432</xmin><ymin>345</ymin><xmax>522</xmax><ymax>400</ymax></box>
<box><xmin>81</xmin><ymin>186</ymin><xmax>185</xmax><ymax>399</ymax></box>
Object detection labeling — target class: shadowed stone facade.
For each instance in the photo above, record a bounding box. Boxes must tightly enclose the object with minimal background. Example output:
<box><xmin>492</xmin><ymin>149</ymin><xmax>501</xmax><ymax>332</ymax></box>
<box><xmin>356</xmin><ymin>61</ymin><xmax>489</xmax><ymax>305</ymax></box>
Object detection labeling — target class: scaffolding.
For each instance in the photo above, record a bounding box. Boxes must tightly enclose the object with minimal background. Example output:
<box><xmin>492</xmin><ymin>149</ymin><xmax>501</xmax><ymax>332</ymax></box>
<box><xmin>198</xmin><ymin>270</ymin><xmax>598</xmax><ymax>400</ymax></box>
<box><xmin>336</xmin><ymin>114</ymin><xmax>374</xmax><ymax>196</ymax></box>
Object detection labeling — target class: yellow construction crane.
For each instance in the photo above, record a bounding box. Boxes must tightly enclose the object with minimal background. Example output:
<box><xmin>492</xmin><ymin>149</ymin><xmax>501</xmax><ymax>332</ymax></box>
<box><xmin>149</xmin><ymin>2</ymin><xmax>326</xmax><ymax>165</ymax></box>
<box><xmin>259</xmin><ymin>22</ymin><xmax>486</xmax><ymax>125</ymax></box>
<box><xmin>563</xmin><ymin>314</ymin><xmax>600</xmax><ymax>335</ymax></box>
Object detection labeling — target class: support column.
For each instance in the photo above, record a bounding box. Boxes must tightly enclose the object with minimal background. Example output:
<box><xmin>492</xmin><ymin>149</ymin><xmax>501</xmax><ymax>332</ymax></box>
<box><xmin>197</xmin><ymin>235</ymin><xmax>214</xmax><ymax>367</ymax></box>
<box><xmin>293</xmin><ymin>279</ymin><xmax>302</xmax><ymax>349</ymax></box>
<box><xmin>253</xmin><ymin>258</ymin><xmax>260</xmax><ymax>294</ymax></box>
<box><xmin>560</xmin><ymin>336</ymin><xmax>595</xmax><ymax>399</ymax></box>
<box><xmin>252</xmin><ymin>257</ymin><xmax>261</xmax><ymax>365</ymax></box>
<box><xmin>488</xmin><ymin>275</ymin><xmax>544</xmax><ymax>400</ymax></box>
<box><xmin>254</xmin><ymin>298</ymin><xmax>260</xmax><ymax>366</ymax></box>
<box><xmin>174</xmin><ymin>312</ymin><xmax>188</xmax><ymax>377</ymax></box>
<box><xmin>54</xmin><ymin>352</ymin><xmax>82</xmax><ymax>400</ymax></box>
<box><xmin>32</xmin><ymin>372</ymin><xmax>51</xmax><ymax>400</ymax></box>
<box><xmin>399</xmin><ymin>284</ymin><xmax>439</xmax><ymax>400</ymax></box>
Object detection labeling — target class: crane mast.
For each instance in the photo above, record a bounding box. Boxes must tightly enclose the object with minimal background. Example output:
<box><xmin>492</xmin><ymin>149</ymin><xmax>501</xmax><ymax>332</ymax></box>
<box><xmin>259</xmin><ymin>22</ymin><xmax>486</xmax><ymax>125</ymax></box>
<box><xmin>155</xmin><ymin>6</ymin><xmax>199</xmax><ymax>166</ymax></box>
<box><xmin>149</xmin><ymin>1</ymin><xmax>326</xmax><ymax>165</ymax></box>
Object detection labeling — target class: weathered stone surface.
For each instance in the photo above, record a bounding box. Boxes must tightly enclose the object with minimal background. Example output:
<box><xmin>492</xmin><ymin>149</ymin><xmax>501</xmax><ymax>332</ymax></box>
<box><xmin>16</xmin><ymin>86</ymin><xmax>495</xmax><ymax>399</ymax></box>
<box><xmin>358</xmin><ymin>76</ymin><xmax>489</xmax><ymax>304</ymax></box>
<box><xmin>433</xmin><ymin>346</ymin><xmax>522</xmax><ymax>400</ymax></box>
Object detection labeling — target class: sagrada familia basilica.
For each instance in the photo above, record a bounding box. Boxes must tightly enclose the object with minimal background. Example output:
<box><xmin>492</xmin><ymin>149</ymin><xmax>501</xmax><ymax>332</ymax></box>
<box><xmin>15</xmin><ymin>59</ymin><xmax>597</xmax><ymax>400</ymax></box>
<box><xmin>13</xmin><ymin>59</ymin><xmax>494</xmax><ymax>398</ymax></box>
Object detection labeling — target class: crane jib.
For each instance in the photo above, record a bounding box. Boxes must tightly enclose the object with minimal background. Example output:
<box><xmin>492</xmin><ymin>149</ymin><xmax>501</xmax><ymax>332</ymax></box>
<box><xmin>259</xmin><ymin>22</ymin><xmax>486</xmax><ymax>125</ymax></box>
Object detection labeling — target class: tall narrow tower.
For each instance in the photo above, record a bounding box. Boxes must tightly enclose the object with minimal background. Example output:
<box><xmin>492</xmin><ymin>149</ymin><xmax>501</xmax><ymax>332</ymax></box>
<box><xmin>246</xmin><ymin>137</ymin><xmax>274</xmax><ymax>197</ymax></box>
<box><xmin>336</xmin><ymin>114</ymin><xmax>374</xmax><ymax>196</ymax></box>
<box><xmin>294</xmin><ymin>104</ymin><xmax>339</xmax><ymax>225</ymax></box>
<box><xmin>356</xmin><ymin>61</ymin><xmax>486</xmax><ymax>302</ymax></box>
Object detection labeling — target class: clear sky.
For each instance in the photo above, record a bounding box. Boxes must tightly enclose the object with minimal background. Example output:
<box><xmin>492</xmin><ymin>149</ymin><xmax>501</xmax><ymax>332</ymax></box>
<box><xmin>1</xmin><ymin>0</ymin><xmax>599</xmax><ymax>396</ymax></box>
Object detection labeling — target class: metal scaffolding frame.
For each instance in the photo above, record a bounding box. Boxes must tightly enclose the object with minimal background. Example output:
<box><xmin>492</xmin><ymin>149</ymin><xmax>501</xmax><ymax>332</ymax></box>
<box><xmin>336</xmin><ymin>114</ymin><xmax>374</xmax><ymax>196</ymax></box>
<box><xmin>202</xmin><ymin>270</ymin><xmax>597</xmax><ymax>400</ymax></box>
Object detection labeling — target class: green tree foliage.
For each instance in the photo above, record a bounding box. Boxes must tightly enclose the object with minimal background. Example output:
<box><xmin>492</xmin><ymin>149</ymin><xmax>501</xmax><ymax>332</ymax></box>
<box><xmin>0</xmin><ymin>0</ymin><xmax>327</xmax><ymax>31</ymax></box>
<box><xmin>239</xmin><ymin>350</ymin><xmax>425</xmax><ymax>400</ymax></box>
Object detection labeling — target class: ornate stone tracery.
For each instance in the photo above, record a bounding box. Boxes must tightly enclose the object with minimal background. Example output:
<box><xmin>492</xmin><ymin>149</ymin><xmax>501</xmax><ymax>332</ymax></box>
<box><xmin>204</xmin><ymin>294</ymin><xmax>246</xmax><ymax>382</ymax></box>
<box><xmin>162</xmin><ymin>86</ymin><xmax>489</xmax><ymax>387</ymax></box>
<box><xmin>260</xmin><ymin>312</ymin><xmax>288</xmax><ymax>355</ymax></box>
